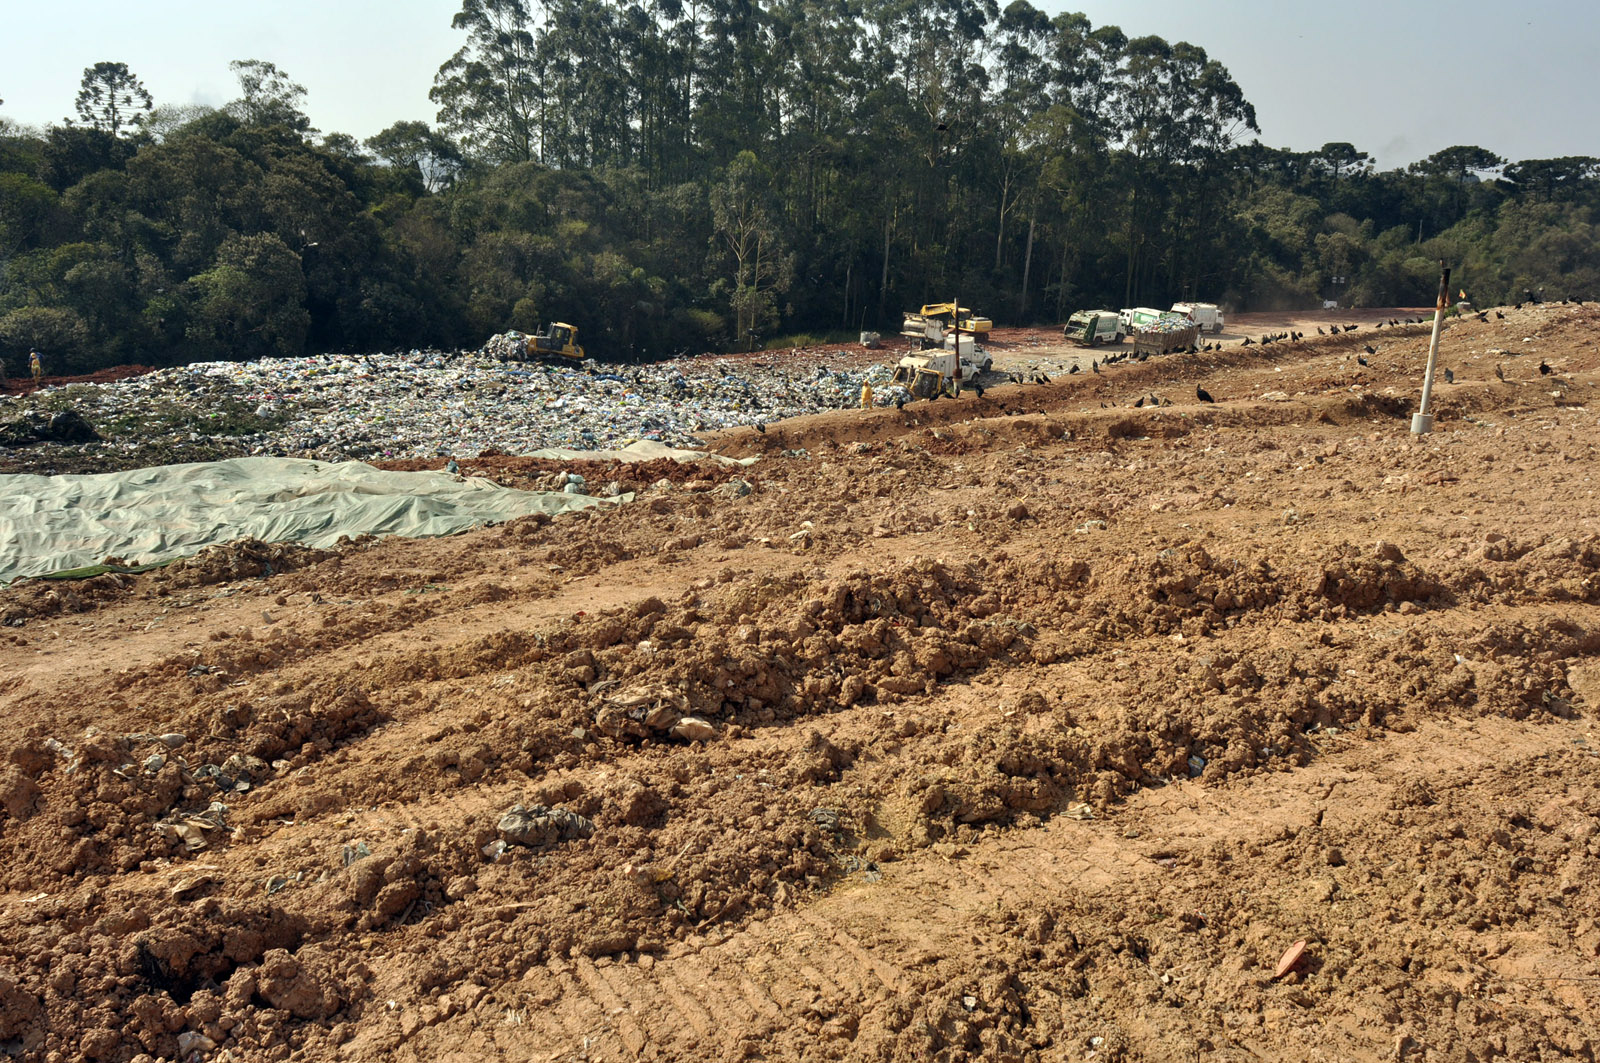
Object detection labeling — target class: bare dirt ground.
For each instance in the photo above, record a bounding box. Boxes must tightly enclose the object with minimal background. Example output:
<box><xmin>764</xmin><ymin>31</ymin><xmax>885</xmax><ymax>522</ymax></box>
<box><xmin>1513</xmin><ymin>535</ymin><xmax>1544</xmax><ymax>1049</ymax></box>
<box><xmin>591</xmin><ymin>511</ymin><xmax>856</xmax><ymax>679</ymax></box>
<box><xmin>3</xmin><ymin>301</ymin><xmax>1600</xmax><ymax>1062</ymax></box>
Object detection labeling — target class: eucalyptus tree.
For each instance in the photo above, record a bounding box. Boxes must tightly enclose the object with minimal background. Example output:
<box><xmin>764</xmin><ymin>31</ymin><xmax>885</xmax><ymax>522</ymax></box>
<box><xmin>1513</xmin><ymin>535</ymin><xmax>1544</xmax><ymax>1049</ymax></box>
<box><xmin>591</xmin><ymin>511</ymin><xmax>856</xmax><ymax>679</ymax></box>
<box><xmin>228</xmin><ymin>60</ymin><xmax>314</xmax><ymax>133</ymax></box>
<box><xmin>432</xmin><ymin>0</ymin><xmax>543</xmax><ymax>164</ymax></box>
<box><xmin>1104</xmin><ymin>35</ymin><xmax>1256</xmax><ymax>303</ymax></box>
<box><xmin>711</xmin><ymin>150</ymin><xmax>792</xmax><ymax>347</ymax></box>
<box><xmin>366</xmin><ymin>120</ymin><xmax>464</xmax><ymax>192</ymax></box>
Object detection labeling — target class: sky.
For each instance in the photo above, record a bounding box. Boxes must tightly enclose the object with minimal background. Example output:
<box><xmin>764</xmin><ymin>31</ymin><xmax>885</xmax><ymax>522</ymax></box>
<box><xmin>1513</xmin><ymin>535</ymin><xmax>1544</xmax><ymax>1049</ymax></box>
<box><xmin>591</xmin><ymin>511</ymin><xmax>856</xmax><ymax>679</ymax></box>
<box><xmin>2</xmin><ymin>0</ymin><xmax>1596</xmax><ymax>170</ymax></box>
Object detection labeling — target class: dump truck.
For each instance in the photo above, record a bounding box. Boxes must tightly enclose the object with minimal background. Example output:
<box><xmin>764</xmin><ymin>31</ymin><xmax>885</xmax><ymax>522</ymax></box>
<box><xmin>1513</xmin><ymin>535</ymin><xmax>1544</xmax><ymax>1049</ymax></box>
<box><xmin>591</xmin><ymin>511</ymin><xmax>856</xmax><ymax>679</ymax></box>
<box><xmin>1063</xmin><ymin>310</ymin><xmax>1123</xmax><ymax>346</ymax></box>
<box><xmin>1171</xmin><ymin>301</ymin><xmax>1224</xmax><ymax>334</ymax></box>
<box><xmin>890</xmin><ymin>344</ymin><xmax>992</xmax><ymax>401</ymax></box>
<box><xmin>1133</xmin><ymin>315</ymin><xmax>1200</xmax><ymax>356</ymax></box>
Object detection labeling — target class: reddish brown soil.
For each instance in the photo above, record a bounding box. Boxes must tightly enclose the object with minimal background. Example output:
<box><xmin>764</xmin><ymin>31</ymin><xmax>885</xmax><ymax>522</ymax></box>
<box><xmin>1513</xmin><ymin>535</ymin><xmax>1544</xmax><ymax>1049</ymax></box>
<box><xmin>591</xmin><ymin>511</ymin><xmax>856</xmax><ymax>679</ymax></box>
<box><xmin>369</xmin><ymin>454</ymin><xmax>752</xmax><ymax>493</ymax></box>
<box><xmin>0</xmin><ymin>365</ymin><xmax>158</xmax><ymax>396</ymax></box>
<box><xmin>3</xmin><ymin>302</ymin><xmax>1599</xmax><ymax>1062</ymax></box>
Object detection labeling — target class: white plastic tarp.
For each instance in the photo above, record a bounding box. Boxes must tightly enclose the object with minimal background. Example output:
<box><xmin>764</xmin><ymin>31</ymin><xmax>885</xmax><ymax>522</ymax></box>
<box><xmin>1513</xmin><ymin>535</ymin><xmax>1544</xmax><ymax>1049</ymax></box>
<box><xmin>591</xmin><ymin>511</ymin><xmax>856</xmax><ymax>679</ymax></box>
<box><xmin>0</xmin><ymin>457</ymin><xmax>624</xmax><ymax>584</ymax></box>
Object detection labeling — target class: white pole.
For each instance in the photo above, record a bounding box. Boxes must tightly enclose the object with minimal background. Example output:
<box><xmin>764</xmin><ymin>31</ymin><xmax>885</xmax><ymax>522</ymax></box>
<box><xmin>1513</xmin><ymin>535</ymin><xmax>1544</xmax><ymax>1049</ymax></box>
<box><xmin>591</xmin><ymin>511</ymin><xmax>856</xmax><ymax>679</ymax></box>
<box><xmin>1411</xmin><ymin>261</ymin><xmax>1451</xmax><ymax>435</ymax></box>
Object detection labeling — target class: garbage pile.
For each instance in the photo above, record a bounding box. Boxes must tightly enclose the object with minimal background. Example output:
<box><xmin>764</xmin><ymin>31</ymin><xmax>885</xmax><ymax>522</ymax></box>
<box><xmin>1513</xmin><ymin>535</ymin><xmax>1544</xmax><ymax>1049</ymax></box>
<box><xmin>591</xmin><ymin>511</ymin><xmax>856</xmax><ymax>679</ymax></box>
<box><xmin>0</xmin><ymin>347</ymin><xmax>906</xmax><ymax>470</ymax></box>
<box><xmin>1137</xmin><ymin>315</ymin><xmax>1192</xmax><ymax>336</ymax></box>
<box><xmin>481</xmin><ymin>331</ymin><xmax>532</xmax><ymax>360</ymax></box>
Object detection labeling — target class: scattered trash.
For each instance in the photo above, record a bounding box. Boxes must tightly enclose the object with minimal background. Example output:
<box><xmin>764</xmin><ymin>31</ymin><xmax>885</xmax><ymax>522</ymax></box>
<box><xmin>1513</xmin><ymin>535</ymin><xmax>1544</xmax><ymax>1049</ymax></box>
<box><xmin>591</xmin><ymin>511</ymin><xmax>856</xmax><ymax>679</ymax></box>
<box><xmin>1273</xmin><ymin>939</ymin><xmax>1310</xmax><ymax>980</ymax></box>
<box><xmin>670</xmin><ymin>716</ymin><xmax>717</xmax><ymax>742</ymax></box>
<box><xmin>497</xmin><ymin>804</ymin><xmax>595</xmax><ymax>849</ymax></box>
<box><xmin>808</xmin><ymin>807</ymin><xmax>842</xmax><ymax>832</ymax></box>
<box><xmin>157</xmin><ymin>801</ymin><xmax>230</xmax><ymax>852</ymax></box>
<box><xmin>2</xmin><ymin>348</ymin><xmax>908</xmax><ymax>467</ymax></box>
<box><xmin>1063</xmin><ymin>803</ymin><xmax>1095</xmax><ymax>820</ymax></box>
<box><xmin>1187</xmin><ymin>755</ymin><xmax>1206</xmax><ymax>778</ymax></box>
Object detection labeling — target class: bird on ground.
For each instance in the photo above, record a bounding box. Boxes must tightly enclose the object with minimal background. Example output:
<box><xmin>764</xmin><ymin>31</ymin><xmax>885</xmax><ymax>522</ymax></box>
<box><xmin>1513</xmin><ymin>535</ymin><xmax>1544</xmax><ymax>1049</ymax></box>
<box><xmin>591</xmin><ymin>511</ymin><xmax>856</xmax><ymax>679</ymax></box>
<box><xmin>1540</xmin><ymin>360</ymin><xmax>1552</xmax><ymax>375</ymax></box>
<box><xmin>1476</xmin><ymin>312</ymin><xmax>1489</xmax><ymax>323</ymax></box>
<box><xmin>1390</xmin><ymin>319</ymin><xmax>1399</xmax><ymax>327</ymax></box>
<box><xmin>1495</xmin><ymin>310</ymin><xmax>1505</xmax><ymax>319</ymax></box>
<box><xmin>1196</xmin><ymin>385</ymin><xmax>1215</xmax><ymax>403</ymax></box>
<box><xmin>1364</xmin><ymin>344</ymin><xmax>1376</xmax><ymax>355</ymax></box>
<box><xmin>1513</xmin><ymin>303</ymin><xmax>1522</xmax><ymax>311</ymax></box>
<box><xmin>1039</xmin><ymin>373</ymin><xmax>1051</xmax><ymax>383</ymax></box>
<box><xmin>1262</xmin><ymin>336</ymin><xmax>1273</xmax><ymax>345</ymax></box>
<box><xmin>1357</xmin><ymin>356</ymin><xmax>1368</xmax><ymax>367</ymax></box>
<box><xmin>755</xmin><ymin>422</ymin><xmax>766</xmax><ymax>434</ymax></box>
<box><xmin>1241</xmin><ymin>337</ymin><xmax>1254</xmax><ymax>346</ymax></box>
<box><xmin>1069</xmin><ymin>363</ymin><xmax>1080</xmax><ymax>374</ymax></box>
<box><xmin>1317</xmin><ymin>327</ymin><xmax>1325</xmax><ymax>335</ymax></box>
<box><xmin>1443</xmin><ymin>368</ymin><xmax>1454</xmax><ymax>384</ymax></box>
<box><xmin>895</xmin><ymin>397</ymin><xmax>905</xmax><ymax>410</ymax></box>
<box><xmin>1495</xmin><ymin>365</ymin><xmax>1505</xmax><ymax>381</ymax></box>
<box><xmin>1375</xmin><ymin>320</ymin><xmax>1385</xmax><ymax>329</ymax></box>
<box><xmin>1092</xmin><ymin>360</ymin><xmax>1101</xmax><ymax>373</ymax></box>
<box><xmin>1133</xmin><ymin>396</ymin><xmax>1145</xmax><ymax>408</ymax></box>
<box><xmin>974</xmin><ymin>383</ymin><xmax>985</xmax><ymax>397</ymax></box>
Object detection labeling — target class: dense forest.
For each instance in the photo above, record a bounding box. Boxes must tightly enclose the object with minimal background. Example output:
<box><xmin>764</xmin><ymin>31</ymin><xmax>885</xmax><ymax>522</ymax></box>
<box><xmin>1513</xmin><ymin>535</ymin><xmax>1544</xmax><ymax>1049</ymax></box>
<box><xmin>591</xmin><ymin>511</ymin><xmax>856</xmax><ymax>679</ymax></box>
<box><xmin>2</xmin><ymin>0</ymin><xmax>1598</xmax><ymax>372</ymax></box>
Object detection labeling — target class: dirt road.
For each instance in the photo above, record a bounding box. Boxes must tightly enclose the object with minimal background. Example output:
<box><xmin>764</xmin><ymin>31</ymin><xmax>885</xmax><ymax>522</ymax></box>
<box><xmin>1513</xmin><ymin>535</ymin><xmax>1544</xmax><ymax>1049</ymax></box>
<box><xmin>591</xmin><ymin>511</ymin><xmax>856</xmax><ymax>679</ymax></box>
<box><xmin>2</xmin><ymin>301</ymin><xmax>1598</xmax><ymax>1062</ymax></box>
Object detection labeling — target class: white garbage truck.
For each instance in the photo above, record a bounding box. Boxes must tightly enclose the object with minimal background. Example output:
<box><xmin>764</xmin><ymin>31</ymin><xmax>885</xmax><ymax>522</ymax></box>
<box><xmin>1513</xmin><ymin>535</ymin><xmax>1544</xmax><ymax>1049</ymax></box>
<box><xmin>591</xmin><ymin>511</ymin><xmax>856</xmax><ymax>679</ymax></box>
<box><xmin>1171</xmin><ymin>301</ymin><xmax>1224</xmax><ymax>334</ymax></box>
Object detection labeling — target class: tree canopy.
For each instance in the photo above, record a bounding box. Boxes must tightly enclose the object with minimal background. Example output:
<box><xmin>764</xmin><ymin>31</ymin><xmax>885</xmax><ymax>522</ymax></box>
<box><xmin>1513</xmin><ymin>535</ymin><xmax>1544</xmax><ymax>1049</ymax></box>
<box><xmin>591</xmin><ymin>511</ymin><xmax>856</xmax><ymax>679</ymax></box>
<box><xmin>2</xmin><ymin>1</ymin><xmax>1597</xmax><ymax>374</ymax></box>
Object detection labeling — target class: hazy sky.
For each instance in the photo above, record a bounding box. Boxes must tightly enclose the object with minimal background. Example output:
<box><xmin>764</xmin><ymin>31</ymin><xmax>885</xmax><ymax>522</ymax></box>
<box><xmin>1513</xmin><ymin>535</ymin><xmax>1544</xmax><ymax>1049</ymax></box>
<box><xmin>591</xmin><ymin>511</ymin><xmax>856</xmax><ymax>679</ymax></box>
<box><xmin>3</xmin><ymin>0</ymin><xmax>1595</xmax><ymax>170</ymax></box>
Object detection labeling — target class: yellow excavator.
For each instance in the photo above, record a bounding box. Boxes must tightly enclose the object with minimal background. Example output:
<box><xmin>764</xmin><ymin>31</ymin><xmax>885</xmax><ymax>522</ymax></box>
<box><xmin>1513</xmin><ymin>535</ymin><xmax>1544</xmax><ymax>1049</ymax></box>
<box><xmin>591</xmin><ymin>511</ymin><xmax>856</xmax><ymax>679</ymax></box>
<box><xmin>920</xmin><ymin>303</ymin><xmax>993</xmax><ymax>336</ymax></box>
<box><xmin>525</xmin><ymin>322</ymin><xmax>585</xmax><ymax>361</ymax></box>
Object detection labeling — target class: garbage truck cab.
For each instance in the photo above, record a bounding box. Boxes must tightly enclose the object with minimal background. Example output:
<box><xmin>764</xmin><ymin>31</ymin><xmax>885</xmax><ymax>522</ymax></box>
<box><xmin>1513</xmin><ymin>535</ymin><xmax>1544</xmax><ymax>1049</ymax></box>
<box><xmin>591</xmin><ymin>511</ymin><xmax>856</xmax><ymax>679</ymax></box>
<box><xmin>1118</xmin><ymin>307</ymin><xmax>1165</xmax><ymax>334</ymax></box>
<box><xmin>1063</xmin><ymin>310</ymin><xmax>1123</xmax><ymax>346</ymax></box>
<box><xmin>1170</xmin><ymin>302</ymin><xmax>1224</xmax><ymax>334</ymax></box>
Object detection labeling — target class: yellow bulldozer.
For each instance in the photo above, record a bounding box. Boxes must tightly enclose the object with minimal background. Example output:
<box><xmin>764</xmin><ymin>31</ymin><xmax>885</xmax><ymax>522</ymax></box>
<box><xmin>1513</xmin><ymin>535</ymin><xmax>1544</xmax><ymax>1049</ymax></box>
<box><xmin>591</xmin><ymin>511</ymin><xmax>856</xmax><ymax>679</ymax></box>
<box><xmin>499</xmin><ymin>320</ymin><xmax>588</xmax><ymax>361</ymax></box>
<box><xmin>525</xmin><ymin>322</ymin><xmax>584</xmax><ymax>360</ymax></box>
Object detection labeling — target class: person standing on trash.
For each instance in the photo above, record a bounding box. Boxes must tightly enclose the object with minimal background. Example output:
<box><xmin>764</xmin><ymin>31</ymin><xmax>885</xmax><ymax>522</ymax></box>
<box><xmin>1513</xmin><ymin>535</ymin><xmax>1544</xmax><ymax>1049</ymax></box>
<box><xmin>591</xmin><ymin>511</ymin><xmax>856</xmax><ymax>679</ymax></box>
<box><xmin>29</xmin><ymin>349</ymin><xmax>43</xmax><ymax>384</ymax></box>
<box><xmin>860</xmin><ymin>380</ymin><xmax>873</xmax><ymax>409</ymax></box>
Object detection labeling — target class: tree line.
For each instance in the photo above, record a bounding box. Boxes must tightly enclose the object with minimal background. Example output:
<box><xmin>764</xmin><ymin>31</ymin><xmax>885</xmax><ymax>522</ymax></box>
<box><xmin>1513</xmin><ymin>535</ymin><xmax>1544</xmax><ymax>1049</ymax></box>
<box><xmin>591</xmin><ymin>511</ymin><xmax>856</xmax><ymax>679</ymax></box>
<box><xmin>2</xmin><ymin>0</ymin><xmax>1598</xmax><ymax>373</ymax></box>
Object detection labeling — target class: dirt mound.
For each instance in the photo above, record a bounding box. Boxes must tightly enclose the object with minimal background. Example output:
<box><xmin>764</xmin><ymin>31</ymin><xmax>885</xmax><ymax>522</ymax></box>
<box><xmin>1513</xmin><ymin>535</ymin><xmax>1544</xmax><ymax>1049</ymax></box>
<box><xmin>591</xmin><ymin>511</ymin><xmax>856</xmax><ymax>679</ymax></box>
<box><xmin>0</xmin><ymin>364</ymin><xmax>157</xmax><ymax>397</ymax></box>
<box><xmin>1</xmin><ymin>300</ymin><xmax>1598</xmax><ymax>1061</ymax></box>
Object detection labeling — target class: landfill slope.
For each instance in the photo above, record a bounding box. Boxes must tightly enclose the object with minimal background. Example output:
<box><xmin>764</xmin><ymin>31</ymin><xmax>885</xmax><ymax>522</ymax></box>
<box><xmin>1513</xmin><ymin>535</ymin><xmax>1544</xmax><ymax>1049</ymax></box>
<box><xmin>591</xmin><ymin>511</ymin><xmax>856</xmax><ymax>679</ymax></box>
<box><xmin>1</xmin><ymin>302</ymin><xmax>1599</xmax><ymax>1062</ymax></box>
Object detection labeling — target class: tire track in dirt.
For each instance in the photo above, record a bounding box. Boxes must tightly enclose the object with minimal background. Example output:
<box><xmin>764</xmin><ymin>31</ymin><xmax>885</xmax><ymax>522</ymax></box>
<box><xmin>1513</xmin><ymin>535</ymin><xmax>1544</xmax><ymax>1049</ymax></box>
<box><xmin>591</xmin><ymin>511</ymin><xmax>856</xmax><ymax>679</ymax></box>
<box><xmin>403</xmin><ymin>712</ymin><xmax>1591</xmax><ymax>1059</ymax></box>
